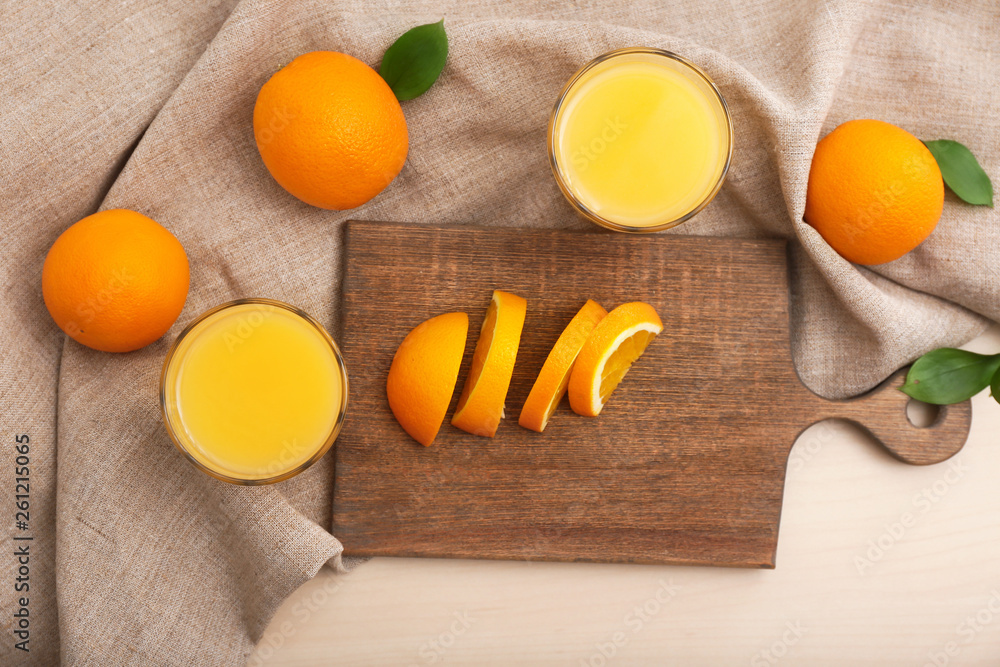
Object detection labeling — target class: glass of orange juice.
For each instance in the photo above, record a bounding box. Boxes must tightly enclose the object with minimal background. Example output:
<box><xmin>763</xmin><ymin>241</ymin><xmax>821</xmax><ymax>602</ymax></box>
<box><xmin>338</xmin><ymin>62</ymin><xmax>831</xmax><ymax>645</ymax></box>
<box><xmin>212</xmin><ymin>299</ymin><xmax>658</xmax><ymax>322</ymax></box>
<box><xmin>160</xmin><ymin>299</ymin><xmax>348</xmax><ymax>484</ymax></box>
<box><xmin>548</xmin><ymin>47</ymin><xmax>733</xmax><ymax>233</ymax></box>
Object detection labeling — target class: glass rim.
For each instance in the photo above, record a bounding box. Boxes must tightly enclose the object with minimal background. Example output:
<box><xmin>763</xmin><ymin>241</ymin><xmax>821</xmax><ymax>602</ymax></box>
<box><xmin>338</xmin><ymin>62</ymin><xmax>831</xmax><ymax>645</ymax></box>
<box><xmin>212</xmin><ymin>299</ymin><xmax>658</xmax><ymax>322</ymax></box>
<box><xmin>159</xmin><ymin>298</ymin><xmax>349</xmax><ymax>486</ymax></box>
<box><xmin>547</xmin><ymin>46</ymin><xmax>734</xmax><ymax>234</ymax></box>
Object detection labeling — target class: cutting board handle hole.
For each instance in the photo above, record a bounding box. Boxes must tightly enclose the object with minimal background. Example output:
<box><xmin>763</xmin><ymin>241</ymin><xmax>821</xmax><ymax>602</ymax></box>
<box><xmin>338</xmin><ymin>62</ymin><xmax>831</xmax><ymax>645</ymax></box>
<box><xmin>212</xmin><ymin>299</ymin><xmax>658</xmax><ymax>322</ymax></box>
<box><xmin>905</xmin><ymin>398</ymin><xmax>941</xmax><ymax>429</ymax></box>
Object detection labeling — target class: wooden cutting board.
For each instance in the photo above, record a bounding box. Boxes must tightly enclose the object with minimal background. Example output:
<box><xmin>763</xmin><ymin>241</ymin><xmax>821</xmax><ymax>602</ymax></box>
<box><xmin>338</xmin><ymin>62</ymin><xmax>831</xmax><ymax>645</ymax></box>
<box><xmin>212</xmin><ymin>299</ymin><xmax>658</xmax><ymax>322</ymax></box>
<box><xmin>331</xmin><ymin>221</ymin><xmax>971</xmax><ymax>568</ymax></box>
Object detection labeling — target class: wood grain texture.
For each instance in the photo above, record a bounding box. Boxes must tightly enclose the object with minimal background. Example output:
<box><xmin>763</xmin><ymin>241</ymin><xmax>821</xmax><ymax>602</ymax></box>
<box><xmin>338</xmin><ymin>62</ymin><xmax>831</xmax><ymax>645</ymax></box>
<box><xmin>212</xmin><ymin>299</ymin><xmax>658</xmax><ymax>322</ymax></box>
<box><xmin>332</xmin><ymin>221</ymin><xmax>971</xmax><ymax>568</ymax></box>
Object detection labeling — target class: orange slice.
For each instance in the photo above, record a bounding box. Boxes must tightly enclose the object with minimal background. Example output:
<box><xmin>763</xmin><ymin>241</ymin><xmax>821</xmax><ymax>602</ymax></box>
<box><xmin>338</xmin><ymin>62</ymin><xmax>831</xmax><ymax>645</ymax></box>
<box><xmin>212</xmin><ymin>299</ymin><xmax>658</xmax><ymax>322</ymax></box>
<box><xmin>518</xmin><ymin>299</ymin><xmax>608</xmax><ymax>432</ymax></box>
<box><xmin>451</xmin><ymin>290</ymin><xmax>527</xmax><ymax>437</ymax></box>
<box><xmin>387</xmin><ymin>312</ymin><xmax>469</xmax><ymax>446</ymax></box>
<box><xmin>568</xmin><ymin>302</ymin><xmax>663</xmax><ymax>417</ymax></box>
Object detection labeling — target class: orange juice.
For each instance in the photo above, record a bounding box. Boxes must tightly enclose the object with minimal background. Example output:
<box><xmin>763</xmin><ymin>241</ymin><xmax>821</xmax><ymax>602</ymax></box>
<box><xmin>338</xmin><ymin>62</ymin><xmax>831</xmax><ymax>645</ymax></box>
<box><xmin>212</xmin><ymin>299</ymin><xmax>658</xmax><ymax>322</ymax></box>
<box><xmin>549</xmin><ymin>48</ymin><xmax>732</xmax><ymax>232</ymax></box>
<box><xmin>160</xmin><ymin>299</ymin><xmax>347</xmax><ymax>484</ymax></box>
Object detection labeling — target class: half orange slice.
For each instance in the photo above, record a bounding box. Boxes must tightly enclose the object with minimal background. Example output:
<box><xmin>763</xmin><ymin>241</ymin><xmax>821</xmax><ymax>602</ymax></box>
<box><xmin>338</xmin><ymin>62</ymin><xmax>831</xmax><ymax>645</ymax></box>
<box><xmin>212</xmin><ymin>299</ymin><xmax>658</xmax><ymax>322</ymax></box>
<box><xmin>387</xmin><ymin>312</ymin><xmax>469</xmax><ymax>446</ymax></box>
<box><xmin>451</xmin><ymin>290</ymin><xmax>527</xmax><ymax>437</ymax></box>
<box><xmin>568</xmin><ymin>302</ymin><xmax>662</xmax><ymax>417</ymax></box>
<box><xmin>518</xmin><ymin>299</ymin><xmax>608</xmax><ymax>432</ymax></box>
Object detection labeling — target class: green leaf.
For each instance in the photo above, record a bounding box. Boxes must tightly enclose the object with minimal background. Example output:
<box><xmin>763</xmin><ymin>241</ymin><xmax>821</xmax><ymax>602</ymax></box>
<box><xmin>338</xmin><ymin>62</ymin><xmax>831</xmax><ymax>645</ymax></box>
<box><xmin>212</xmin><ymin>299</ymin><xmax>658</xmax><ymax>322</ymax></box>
<box><xmin>379</xmin><ymin>19</ymin><xmax>448</xmax><ymax>102</ymax></box>
<box><xmin>901</xmin><ymin>348</ymin><xmax>1000</xmax><ymax>404</ymax></box>
<box><xmin>991</xmin><ymin>366</ymin><xmax>1000</xmax><ymax>407</ymax></box>
<box><xmin>923</xmin><ymin>139</ymin><xmax>994</xmax><ymax>206</ymax></box>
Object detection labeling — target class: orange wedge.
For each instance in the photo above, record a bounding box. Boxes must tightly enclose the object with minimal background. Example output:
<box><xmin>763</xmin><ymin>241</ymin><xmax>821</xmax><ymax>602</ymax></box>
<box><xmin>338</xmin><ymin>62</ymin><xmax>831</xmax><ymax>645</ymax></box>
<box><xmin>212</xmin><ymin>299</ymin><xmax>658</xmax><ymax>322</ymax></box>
<box><xmin>451</xmin><ymin>290</ymin><xmax>527</xmax><ymax>437</ymax></box>
<box><xmin>568</xmin><ymin>302</ymin><xmax>663</xmax><ymax>417</ymax></box>
<box><xmin>519</xmin><ymin>299</ymin><xmax>608</xmax><ymax>432</ymax></box>
<box><xmin>387</xmin><ymin>312</ymin><xmax>469</xmax><ymax>446</ymax></box>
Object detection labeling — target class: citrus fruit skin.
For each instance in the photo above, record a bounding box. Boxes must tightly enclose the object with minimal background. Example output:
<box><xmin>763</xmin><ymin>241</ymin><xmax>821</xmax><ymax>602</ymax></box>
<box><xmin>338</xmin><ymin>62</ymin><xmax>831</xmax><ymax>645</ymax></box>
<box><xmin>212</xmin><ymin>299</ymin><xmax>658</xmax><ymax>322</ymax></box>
<box><xmin>568</xmin><ymin>301</ymin><xmax>663</xmax><ymax>417</ymax></box>
<box><xmin>519</xmin><ymin>299</ymin><xmax>607</xmax><ymax>432</ymax></box>
<box><xmin>253</xmin><ymin>51</ymin><xmax>409</xmax><ymax>210</ymax></box>
<box><xmin>386</xmin><ymin>312</ymin><xmax>469</xmax><ymax>447</ymax></box>
<box><xmin>804</xmin><ymin>119</ymin><xmax>944</xmax><ymax>266</ymax></box>
<box><xmin>452</xmin><ymin>291</ymin><xmax>527</xmax><ymax>438</ymax></box>
<box><xmin>42</xmin><ymin>209</ymin><xmax>190</xmax><ymax>353</ymax></box>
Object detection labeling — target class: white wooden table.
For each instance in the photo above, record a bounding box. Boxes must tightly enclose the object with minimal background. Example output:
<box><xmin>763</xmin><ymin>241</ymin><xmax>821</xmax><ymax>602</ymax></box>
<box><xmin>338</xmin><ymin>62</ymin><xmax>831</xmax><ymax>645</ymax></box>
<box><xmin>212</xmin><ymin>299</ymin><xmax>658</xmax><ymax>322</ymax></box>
<box><xmin>251</xmin><ymin>327</ymin><xmax>1000</xmax><ymax>666</ymax></box>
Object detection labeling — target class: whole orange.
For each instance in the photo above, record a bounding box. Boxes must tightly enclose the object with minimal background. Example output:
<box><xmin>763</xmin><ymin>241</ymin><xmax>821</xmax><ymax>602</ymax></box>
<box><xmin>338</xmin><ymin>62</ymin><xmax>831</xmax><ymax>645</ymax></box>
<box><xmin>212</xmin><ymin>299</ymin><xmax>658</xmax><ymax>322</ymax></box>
<box><xmin>804</xmin><ymin>119</ymin><xmax>944</xmax><ymax>265</ymax></box>
<box><xmin>42</xmin><ymin>209</ymin><xmax>190</xmax><ymax>353</ymax></box>
<box><xmin>253</xmin><ymin>51</ymin><xmax>409</xmax><ymax>210</ymax></box>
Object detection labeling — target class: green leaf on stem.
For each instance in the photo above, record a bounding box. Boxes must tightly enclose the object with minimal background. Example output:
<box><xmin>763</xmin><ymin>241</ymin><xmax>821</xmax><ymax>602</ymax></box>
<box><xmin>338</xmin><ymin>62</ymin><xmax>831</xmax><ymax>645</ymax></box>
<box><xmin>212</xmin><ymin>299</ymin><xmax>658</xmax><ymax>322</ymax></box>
<box><xmin>923</xmin><ymin>139</ymin><xmax>994</xmax><ymax>206</ymax></box>
<box><xmin>379</xmin><ymin>19</ymin><xmax>448</xmax><ymax>102</ymax></box>
<box><xmin>901</xmin><ymin>348</ymin><xmax>1000</xmax><ymax>404</ymax></box>
<box><xmin>991</xmin><ymin>366</ymin><xmax>1000</xmax><ymax>407</ymax></box>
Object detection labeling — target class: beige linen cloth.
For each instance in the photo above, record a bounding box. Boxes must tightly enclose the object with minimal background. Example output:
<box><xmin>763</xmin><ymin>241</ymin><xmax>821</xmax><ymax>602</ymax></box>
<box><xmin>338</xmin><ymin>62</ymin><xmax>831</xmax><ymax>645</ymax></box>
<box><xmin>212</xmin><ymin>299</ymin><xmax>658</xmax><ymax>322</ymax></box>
<box><xmin>1</xmin><ymin>0</ymin><xmax>997</xmax><ymax>663</ymax></box>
